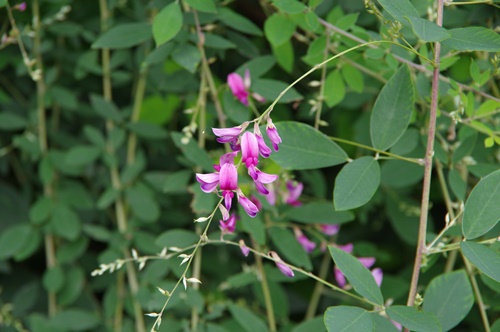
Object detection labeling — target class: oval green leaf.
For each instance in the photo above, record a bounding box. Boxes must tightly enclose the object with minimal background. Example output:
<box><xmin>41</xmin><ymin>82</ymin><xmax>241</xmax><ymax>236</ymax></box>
<box><xmin>153</xmin><ymin>3</ymin><xmax>183</xmax><ymax>46</ymax></box>
<box><xmin>423</xmin><ymin>270</ymin><xmax>473</xmax><ymax>332</ymax></box>
<box><xmin>126</xmin><ymin>186</ymin><xmax>160</xmax><ymax>223</ymax></box>
<box><xmin>441</xmin><ymin>27</ymin><xmax>500</xmax><ymax>52</ymax></box>
<box><xmin>92</xmin><ymin>23</ymin><xmax>152</xmax><ymax>49</ymax></box>
<box><xmin>324</xmin><ymin>70</ymin><xmax>346</xmax><ymax>107</ymax></box>
<box><xmin>462</xmin><ymin>169</ymin><xmax>500</xmax><ymax>239</ymax></box>
<box><xmin>377</xmin><ymin>0</ymin><xmax>419</xmax><ymax>24</ymax></box>
<box><xmin>171</xmin><ymin>132</ymin><xmax>213</xmax><ymax>172</ymax></box>
<box><xmin>324</xmin><ymin>306</ymin><xmax>373</xmax><ymax>332</ymax></box>
<box><xmin>287</xmin><ymin>201</ymin><xmax>354</xmax><ymax>225</ymax></box>
<box><xmin>228</xmin><ymin>303</ymin><xmax>268</xmax><ymax>332</ymax></box>
<box><xmin>64</xmin><ymin>146</ymin><xmax>101</xmax><ymax>167</ymax></box>
<box><xmin>252</xmin><ymin>79</ymin><xmax>302</xmax><ymax>103</ymax></box>
<box><xmin>184</xmin><ymin>0</ymin><xmax>216</xmax><ymax>13</ymax></box>
<box><xmin>386</xmin><ymin>306</ymin><xmax>441</xmax><ymax>332</ymax></box>
<box><xmin>269</xmin><ymin>122</ymin><xmax>348</xmax><ymax>170</ymax></box>
<box><xmin>334</xmin><ymin>157</ymin><xmax>380</xmax><ymax>211</ymax></box>
<box><xmin>264</xmin><ymin>14</ymin><xmax>296</xmax><ymax>47</ymax></box>
<box><xmin>370</xmin><ymin>64</ymin><xmax>415</xmax><ymax>151</ymax></box>
<box><xmin>405</xmin><ymin>16</ymin><xmax>450</xmax><ymax>42</ymax></box>
<box><xmin>269</xmin><ymin>227</ymin><xmax>312</xmax><ymax>270</ymax></box>
<box><xmin>461</xmin><ymin>241</ymin><xmax>500</xmax><ymax>282</ymax></box>
<box><xmin>328</xmin><ymin>246</ymin><xmax>384</xmax><ymax>306</ymax></box>
<box><xmin>155</xmin><ymin>229</ymin><xmax>199</xmax><ymax>248</ymax></box>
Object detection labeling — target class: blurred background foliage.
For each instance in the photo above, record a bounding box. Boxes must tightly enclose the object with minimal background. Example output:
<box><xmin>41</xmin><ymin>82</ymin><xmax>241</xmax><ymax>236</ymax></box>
<box><xmin>0</xmin><ymin>0</ymin><xmax>499</xmax><ymax>331</ymax></box>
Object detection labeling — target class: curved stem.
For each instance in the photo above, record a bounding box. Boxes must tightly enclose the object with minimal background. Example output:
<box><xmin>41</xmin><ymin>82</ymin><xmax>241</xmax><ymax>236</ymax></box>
<box><xmin>253</xmin><ymin>239</ymin><xmax>276</xmax><ymax>332</ymax></box>
<box><xmin>305</xmin><ymin>250</ymin><xmax>332</xmax><ymax>319</ymax></box>
<box><xmin>406</xmin><ymin>0</ymin><xmax>444</xmax><ymax>309</ymax></box>
<box><xmin>314</xmin><ymin>29</ymin><xmax>330</xmax><ymax>129</ymax></box>
<box><xmin>462</xmin><ymin>254</ymin><xmax>491</xmax><ymax>332</ymax></box>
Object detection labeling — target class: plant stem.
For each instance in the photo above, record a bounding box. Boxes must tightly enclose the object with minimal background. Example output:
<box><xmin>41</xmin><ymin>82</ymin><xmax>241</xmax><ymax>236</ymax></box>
<box><xmin>126</xmin><ymin>68</ymin><xmax>148</xmax><ymax>164</ymax></box>
<box><xmin>98</xmin><ymin>1</ymin><xmax>145</xmax><ymax>331</ymax></box>
<box><xmin>406</xmin><ymin>0</ymin><xmax>444</xmax><ymax>308</ymax></box>
<box><xmin>314</xmin><ymin>29</ymin><xmax>329</xmax><ymax>129</ymax></box>
<box><xmin>305</xmin><ymin>250</ymin><xmax>332</xmax><ymax>319</ymax></box>
<box><xmin>462</xmin><ymin>255</ymin><xmax>491</xmax><ymax>332</ymax></box>
<box><xmin>253</xmin><ymin>240</ymin><xmax>276</xmax><ymax>332</ymax></box>
<box><xmin>32</xmin><ymin>0</ymin><xmax>58</xmax><ymax>317</ymax></box>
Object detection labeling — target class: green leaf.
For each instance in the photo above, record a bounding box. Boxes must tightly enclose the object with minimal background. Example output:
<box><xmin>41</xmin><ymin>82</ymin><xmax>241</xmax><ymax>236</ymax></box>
<box><xmin>92</xmin><ymin>23</ymin><xmax>152</xmax><ymax>49</ymax></box>
<box><xmin>239</xmin><ymin>205</ymin><xmax>266</xmax><ymax>245</ymax></box>
<box><xmin>0</xmin><ymin>112</ymin><xmax>27</xmax><ymax>130</ymax></box>
<box><xmin>272</xmin><ymin>0</ymin><xmax>307</xmax><ymax>14</ymax></box>
<box><xmin>405</xmin><ymin>16</ymin><xmax>450</xmax><ymax>42</ymax></box>
<box><xmin>50</xmin><ymin>205</ymin><xmax>81</xmax><ymax>241</ymax></box>
<box><xmin>153</xmin><ymin>3</ymin><xmax>183</xmax><ymax>46</ymax></box>
<box><xmin>58</xmin><ymin>267</ymin><xmax>84</xmax><ymax>306</ymax></box>
<box><xmin>52</xmin><ymin>309</ymin><xmax>100</xmax><ymax>331</ymax></box>
<box><xmin>371</xmin><ymin>313</ymin><xmax>401</xmax><ymax>332</ymax></box>
<box><xmin>448</xmin><ymin>169</ymin><xmax>466</xmax><ymax>201</ymax></box>
<box><xmin>218</xmin><ymin>8</ymin><xmax>262</xmax><ymax>36</ymax></box>
<box><xmin>252</xmin><ymin>79</ymin><xmax>302</xmax><ymax>103</ymax></box>
<box><xmin>423</xmin><ymin>270</ymin><xmax>474</xmax><ymax>332</ymax></box>
<box><xmin>127</xmin><ymin>121</ymin><xmax>168</xmax><ymax>140</ymax></box>
<box><xmin>0</xmin><ymin>0</ymin><xmax>6</xmax><ymax>7</ymax></box>
<box><xmin>30</xmin><ymin>197</ymin><xmax>53</xmax><ymax>225</ymax></box>
<box><xmin>236</xmin><ymin>55</ymin><xmax>276</xmax><ymax>78</ymax></box>
<box><xmin>43</xmin><ymin>266</ymin><xmax>65</xmax><ymax>292</ymax></box>
<box><xmin>228</xmin><ymin>303</ymin><xmax>268</xmax><ymax>332</ymax></box>
<box><xmin>370</xmin><ymin>64</ymin><xmax>415</xmax><ymax>151</ymax></box>
<box><xmin>341</xmin><ymin>64</ymin><xmax>364</xmax><ymax>93</ymax></box>
<box><xmin>441</xmin><ymin>27</ymin><xmax>500</xmax><ymax>52</ymax></box>
<box><xmin>272</xmin><ymin>41</ymin><xmax>294</xmax><ymax>73</ymax></box>
<box><xmin>163</xmin><ymin>170</ymin><xmax>192</xmax><ymax>194</ymax></box>
<box><xmin>324</xmin><ymin>70</ymin><xmax>346</xmax><ymax>107</ymax></box>
<box><xmin>269</xmin><ymin>227</ymin><xmax>312</xmax><ymax>270</ymax></box>
<box><xmin>171</xmin><ymin>43</ymin><xmax>201</xmax><ymax>73</ymax></box>
<box><xmin>0</xmin><ymin>224</ymin><xmax>33</xmax><ymax>260</ymax></box>
<box><xmin>171</xmin><ymin>132</ymin><xmax>213</xmax><ymax>172</ymax></box>
<box><xmin>90</xmin><ymin>94</ymin><xmax>123</xmax><ymax>122</ymax></box>
<box><xmin>381</xmin><ymin>160</ymin><xmax>424</xmax><ymax>188</ymax></box>
<box><xmin>334</xmin><ymin>157</ymin><xmax>380</xmax><ymax>211</ymax></box>
<box><xmin>461</xmin><ymin>241</ymin><xmax>500</xmax><ymax>282</ymax></box>
<box><xmin>126</xmin><ymin>186</ymin><xmax>160</xmax><ymax>223</ymax></box>
<box><xmin>328</xmin><ymin>246</ymin><xmax>384</xmax><ymax>306</ymax></box>
<box><xmin>269</xmin><ymin>122</ymin><xmax>348</xmax><ymax>170</ymax></box>
<box><xmin>271</xmin><ymin>40</ymin><xmax>294</xmax><ymax>73</ymax></box>
<box><xmin>264</xmin><ymin>14</ymin><xmax>296</xmax><ymax>46</ymax></box>
<box><xmin>377</xmin><ymin>0</ymin><xmax>419</xmax><ymax>23</ymax></box>
<box><xmin>97</xmin><ymin>188</ymin><xmax>119</xmax><ymax>209</ymax></box>
<box><xmin>184</xmin><ymin>0</ymin><xmax>217</xmax><ymax>13</ymax></box>
<box><xmin>155</xmin><ymin>229</ymin><xmax>199</xmax><ymax>248</ymax></box>
<box><xmin>64</xmin><ymin>146</ymin><xmax>101</xmax><ymax>167</ymax></box>
<box><xmin>288</xmin><ymin>201</ymin><xmax>355</xmax><ymax>225</ymax></box>
<box><xmin>324</xmin><ymin>306</ymin><xmax>373</xmax><ymax>332</ymax></box>
<box><xmin>292</xmin><ymin>316</ymin><xmax>326</xmax><ymax>332</ymax></box>
<box><xmin>462</xmin><ymin>169</ymin><xmax>500</xmax><ymax>239</ymax></box>
<box><xmin>386</xmin><ymin>306</ymin><xmax>441</xmax><ymax>332</ymax></box>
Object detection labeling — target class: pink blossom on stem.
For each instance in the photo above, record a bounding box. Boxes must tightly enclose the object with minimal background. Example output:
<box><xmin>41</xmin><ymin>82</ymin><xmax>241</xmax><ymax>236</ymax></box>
<box><xmin>284</xmin><ymin>181</ymin><xmax>303</xmax><ymax>206</ymax></box>
<box><xmin>239</xmin><ymin>239</ymin><xmax>250</xmax><ymax>257</ymax></box>
<box><xmin>266</xmin><ymin>118</ymin><xmax>282</xmax><ymax>151</ymax></box>
<box><xmin>220</xmin><ymin>213</ymin><xmax>237</xmax><ymax>234</ymax></box>
<box><xmin>241</xmin><ymin>132</ymin><xmax>260</xmax><ymax>169</ymax></box>
<box><xmin>294</xmin><ymin>228</ymin><xmax>316</xmax><ymax>253</ymax></box>
<box><xmin>228</xmin><ymin>72</ymin><xmax>249</xmax><ymax>106</ymax></box>
<box><xmin>320</xmin><ymin>224</ymin><xmax>340</xmax><ymax>236</ymax></box>
<box><xmin>252</xmin><ymin>168</ymin><xmax>278</xmax><ymax>195</ymax></box>
<box><xmin>254</xmin><ymin>123</ymin><xmax>272</xmax><ymax>158</ymax></box>
<box><xmin>337</xmin><ymin>243</ymin><xmax>354</xmax><ymax>254</ymax></box>
<box><xmin>16</xmin><ymin>2</ymin><xmax>27</xmax><ymax>11</ymax></box>
<box><xmin>371</xmin><ymin>267</ymin><xmax>383</xmax><ymax>287</ymax></box>
<box><xmin>266</xmin><ymin>183</ymin><xmax>276</xmax><ymax>206</ymax></box>
<box><xmin>334</xmin><ymin>266</ymin><xmax>346</xmax><ymax>288</ymax></box>
<box><xmin>237</xmin><ymin>190</ymin><xmax>259</xmax><ymax>218</ymax></box>
<box><xmin>358</xmin><ymin>257</ymin><xmax>376</xmax><ymax>269</ymax></box>
<box><xmin>212</xmin><ymin>123</ymin><xmax>248</xmax><ymax>150</ymax></box>
<box><xmin>270</xmin><ymin>251</ymin><xmax>294</xmax><ymax>277</ymax></box>
<box><xmin>249</xmin><ymin>195</ymin><xmax>262</xmax><ymax>211</ymax></box>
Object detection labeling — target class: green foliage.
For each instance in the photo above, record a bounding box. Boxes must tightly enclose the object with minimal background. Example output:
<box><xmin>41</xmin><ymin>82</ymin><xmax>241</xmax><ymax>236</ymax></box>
<box><xmin>1</xmin><ymin>0</ymin><xmax>499</xmax><ymax>331</ymax></box>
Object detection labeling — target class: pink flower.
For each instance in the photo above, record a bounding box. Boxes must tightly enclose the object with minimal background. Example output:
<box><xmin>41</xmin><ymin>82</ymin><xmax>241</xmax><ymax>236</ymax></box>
<box><xmin>337</xmin><ymin>243</ymin><xmax>354</xmax><ymax>254</ymax></box>
<box><xmin>270</xmin><ymin>251</ymin><xmax>294</xmax><ymax>277</ymax></box>
<box><xmin>320</xmin><ymin>224</ymin><xmax>340</xmax><ymax>236</ymax></box>
<box><xmin>212</xmin><ymin>123</ymin><xmax>248</xmax><ymax>150</ymax></box>
<box><xmin>294</xmin><ymin>228</ymin><xmax>316</xmax><ymax>253</ymax></box>
<box><xmin>249</xmin><ymin>195</ymin><xmax>262</xmax><ymax>211</ymax></box>
<box><xmin>266</xmin><ymin>118</ymin><xmax>282</xmax><ymax>151</ymax></box>
<box><xmin>253</xmin><ymin>123</ymin><xmax>272</xmax><ymax>158</ymax></box>
<box><xmin>16</xmin><ymin>2</ymin><xmax>27</xmax><ymax>11</ymax></box>
<box><xmin>252</xmin><ymin>168</ymin><xmax>278</xmax><ymax>195</ymax></box>
<box><xmin>228</xmin><ymin>71</ymin><xmax>250</xmax><ymax>106</ymax></box>
<box><xmin>284</xmin><ymin>181</ymin><xmax>303</xmax><ymax>206</ymax></box>
<box><xmin>241</xmin><ymin>132</ymin><xmax>260</xmax><ymax>169</ymax></box>
<box><xmin>266</xmin><ymin>184</ymin><xmax>277</xmax><ymax>205</ymax></box>
<box><xmin>239</xmin><ymin>239</ymin><xmax>250</xmax><ymax>257</ymax></box>
<box><xmin>237</xmin><ymin>190</ymin><xmax>259</xmax><ymax>218</ymax></box>
<box><xmin>196</xmin><ymin>152</ymin><xmax>239</xmax><ymax>214</ymax></box>
<box><xmin>371</xmin><ymin>267</ymin><xmax>383</xmax><ymax>287</ymax></box>
<box><xmin>220</xmin><ymin>213</ymin><xmax>237</xmax><ymax>234</ymax></box>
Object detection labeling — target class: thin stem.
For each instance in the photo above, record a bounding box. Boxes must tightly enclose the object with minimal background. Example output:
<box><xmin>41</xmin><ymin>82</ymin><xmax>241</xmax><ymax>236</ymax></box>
<box><xmin>98</xmin><ymin>0</ymin><xmax>145</xmax><ymax>331</ymax></box>
<box><xmin>314</xmin><ymin>29</ymin><xmax>330</xmax><ymax>129</ymax></box>
<box><xmin>32</xmin><ymin>0</ymin><xmax>58</xmax><ymax>317</ymax></box>
<box><xmin>462</xmin><ymin>254</ymin><xmax>491</xmax><ymax>332</ymax></box>
<box><xmin>319</xmin><ymin>18</ymin><xmax>500</xmax><ymax>104</ymax></box>
<box><xmin>126</xmin><ymin>68</ymin><xmax>148</xmax><ymax>165</ymax></box>
<box><xmin>406</xmin><ymin>0</ymin><xmax>444</xmax><ymax>308</ymax></box>
<box><xmin>305</xmin><ymin>250</ymin><xmax>332</xmax><ymax>319</ymax></box>
<box><xmin>329</xmin><ymin>136</ymin><xmax>423</xmax><ymax>165</ymax></box>
<box><xmin>253</xmin><ymin>240</ymin><xmax>276</xmax><ymax>332</ymax></box>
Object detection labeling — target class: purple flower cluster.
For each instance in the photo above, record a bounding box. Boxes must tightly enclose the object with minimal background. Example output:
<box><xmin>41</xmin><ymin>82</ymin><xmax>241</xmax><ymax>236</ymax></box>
<box><xmin>196</xmin><ymin>109</ymin><xmax>281</xmax><ymax>228</ymax></box>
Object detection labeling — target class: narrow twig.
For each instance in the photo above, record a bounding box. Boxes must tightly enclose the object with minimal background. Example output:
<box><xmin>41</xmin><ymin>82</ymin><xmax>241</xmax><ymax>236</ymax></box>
<box><xmin>98</xmin><ymin>1</ymin><xmax>145</xmax><ymax>331</ymax></box>
<box><xmin>462</xmin><ymin>254</ymin><xmax>491</xmax><ymax>332</ymax></box>
<box><xmin>253</xmin><ymin>240</ymin><xmax>276</xmax><ymax>332</ymax></box>
<box><xmin>305</xmin><ymin>250</ymin><xmax>332</xmax><ymax>319</ymax></box>
<box><xmin>406</xmin><ymin>0</ymin><xmax>444</xmax><ymax>309</ymax></box>
<box><xmin>314</xmin><ymin>29</ymin><xmax>330</xmax><ymax>129</ymax></box>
